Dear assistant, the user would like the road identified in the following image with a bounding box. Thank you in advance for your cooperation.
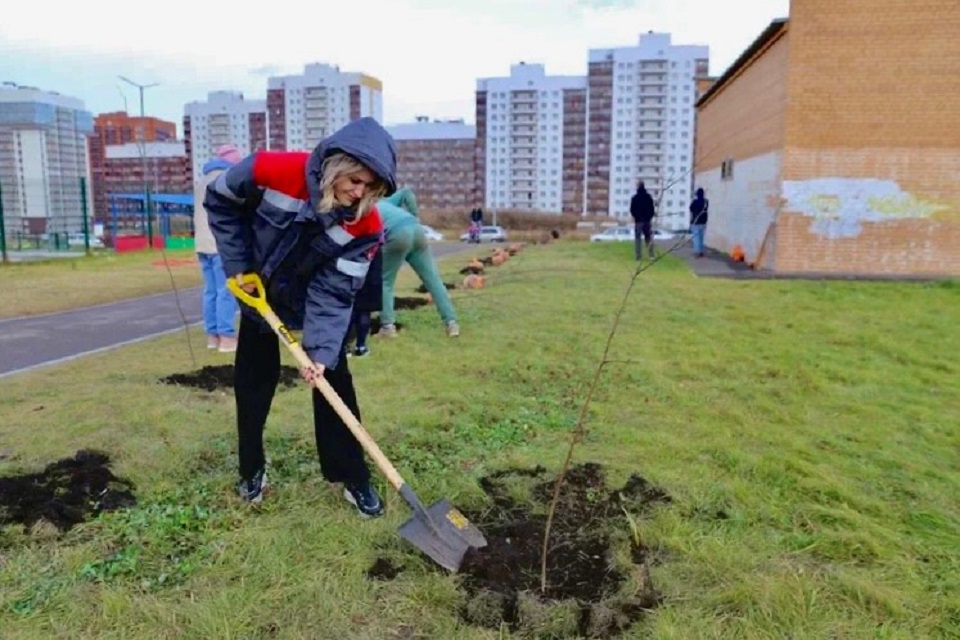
[0,242,472,378]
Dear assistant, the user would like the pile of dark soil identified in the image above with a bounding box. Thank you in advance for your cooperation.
[394,297,430,310]
[160,364,301,392]
[458,463,671,638]
[415,283,456,293]
[0,450,136,533]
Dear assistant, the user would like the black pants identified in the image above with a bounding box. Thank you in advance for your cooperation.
[233,314,371,485]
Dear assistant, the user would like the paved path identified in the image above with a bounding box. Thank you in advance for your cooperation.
[0,242,473,379]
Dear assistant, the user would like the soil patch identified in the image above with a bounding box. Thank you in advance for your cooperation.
[457,463,671,638]
[366,557,404,581]
[0,450,136,533]
[160,364,301,393]
[394,297,430,310]
[415,283,456,293]
[150,258,197,268]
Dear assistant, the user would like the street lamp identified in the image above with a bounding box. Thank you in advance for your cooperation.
[118,76,159,246]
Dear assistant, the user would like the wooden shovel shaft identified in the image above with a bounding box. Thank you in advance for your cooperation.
[258,307,406,492]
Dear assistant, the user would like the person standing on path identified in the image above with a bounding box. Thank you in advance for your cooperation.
[377,188,459,338]
[193,144,242,352]
[629,180,657,261]
[689,187,709,258]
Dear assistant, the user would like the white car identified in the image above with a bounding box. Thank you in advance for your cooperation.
[420,224,444,241]
[460,225,508,243]
[590,226,676,242]
[67,233,105,248]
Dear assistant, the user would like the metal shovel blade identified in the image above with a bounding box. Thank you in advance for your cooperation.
[397,498,488,573]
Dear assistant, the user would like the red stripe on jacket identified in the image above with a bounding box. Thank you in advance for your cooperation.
[252,151,383,238]
[252,152,310,200]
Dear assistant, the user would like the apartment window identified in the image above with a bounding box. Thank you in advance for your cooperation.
[721,158,735,180]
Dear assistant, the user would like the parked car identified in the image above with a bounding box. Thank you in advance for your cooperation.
[589,226,676,242]
[460,225,508,243]
[67,233,105,248]
[420,224,444,241]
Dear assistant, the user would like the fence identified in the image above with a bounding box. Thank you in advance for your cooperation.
[0,176,196,262]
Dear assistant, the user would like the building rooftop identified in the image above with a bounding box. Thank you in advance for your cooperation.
[696,18,789,107]
[387,118,476,141]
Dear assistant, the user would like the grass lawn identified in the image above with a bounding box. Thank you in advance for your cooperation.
[0,242,957,639]
[1,249,203,319]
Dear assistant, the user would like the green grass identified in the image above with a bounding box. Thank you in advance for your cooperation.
[1,249,202,318]
[1,242,958,639]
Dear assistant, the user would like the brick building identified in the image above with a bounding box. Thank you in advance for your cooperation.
[101,141,190,204]
[475,63,587,214]
[387,117,476,212]
[267,63,382,152]
[183,91,266,181]
[89,112,177,220]
[694,1,960,277]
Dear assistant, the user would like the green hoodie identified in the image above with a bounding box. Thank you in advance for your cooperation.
[377,188,421,232]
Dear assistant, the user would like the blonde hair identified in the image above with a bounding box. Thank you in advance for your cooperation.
[316,153,388,219]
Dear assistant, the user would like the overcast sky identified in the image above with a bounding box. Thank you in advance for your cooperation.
[2,0,789,134]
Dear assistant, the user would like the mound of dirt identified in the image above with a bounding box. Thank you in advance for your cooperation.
[160,365,301,393]
[0,450,136,533]
[415,283,456,293]
[456,463,671,639]
[394,297,430,310]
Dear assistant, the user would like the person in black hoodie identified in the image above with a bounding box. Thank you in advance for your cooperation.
[629,181,657,261]
[689,188,709,258]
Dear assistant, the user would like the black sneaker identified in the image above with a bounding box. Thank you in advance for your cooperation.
[353,345,370,358]
[343,481,384,518]
[237,468,268,504]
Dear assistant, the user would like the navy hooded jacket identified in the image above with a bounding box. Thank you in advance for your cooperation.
[204,117,397,368]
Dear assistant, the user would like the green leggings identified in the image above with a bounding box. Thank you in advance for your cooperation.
[381,224,457,326]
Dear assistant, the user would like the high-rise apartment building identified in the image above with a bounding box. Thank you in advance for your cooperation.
[387,117,476,211]
[267,63,383,152]
[89,112,177,219]
[476,63,587,213]
[587,33,709,226]
[0,83,93,235]
[102,141,190,203]
[183,91,266,181]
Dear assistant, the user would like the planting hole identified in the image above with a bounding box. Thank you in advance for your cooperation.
[457,463,671,639]
[160,365,301,393]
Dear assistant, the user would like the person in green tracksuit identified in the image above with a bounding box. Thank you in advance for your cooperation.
[377,188,460,338]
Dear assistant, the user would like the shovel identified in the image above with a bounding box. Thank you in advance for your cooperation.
[226,273,486,572]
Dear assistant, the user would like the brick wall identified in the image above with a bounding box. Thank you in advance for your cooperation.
[267,89,285,151]
[695,30,789,172]
[694,29,790,263]
[394,138,476,211]
[778,0,960,276]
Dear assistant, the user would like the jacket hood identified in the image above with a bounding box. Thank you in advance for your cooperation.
[201,158,233,175]
[695,188,705,198]
[305,117,397,205]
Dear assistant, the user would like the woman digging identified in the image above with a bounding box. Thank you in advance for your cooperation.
[204,117,396,517]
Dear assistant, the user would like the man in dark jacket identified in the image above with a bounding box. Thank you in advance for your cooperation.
[204,117,396,515]
[689,187,709,257]
[629,181,657,261]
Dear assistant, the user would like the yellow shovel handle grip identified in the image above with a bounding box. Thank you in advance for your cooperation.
[226,272,270,317]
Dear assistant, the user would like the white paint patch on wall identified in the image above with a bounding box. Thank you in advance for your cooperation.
[782,178,948,239]
[693,150,782,260]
